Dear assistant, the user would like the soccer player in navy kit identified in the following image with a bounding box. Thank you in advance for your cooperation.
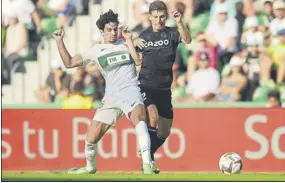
[135,0,192,173]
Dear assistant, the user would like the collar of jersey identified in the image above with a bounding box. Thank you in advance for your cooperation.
[101,39,124,45]
[149,26,167,33]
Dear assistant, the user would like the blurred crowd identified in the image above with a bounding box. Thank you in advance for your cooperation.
[35,59,105,108]
[1,0,94,84]
[2,0,285,108]
[165,0,285,107]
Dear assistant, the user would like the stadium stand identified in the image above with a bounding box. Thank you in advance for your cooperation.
[1,0,285,108]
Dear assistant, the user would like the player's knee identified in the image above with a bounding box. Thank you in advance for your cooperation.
[157,127,171,139]
[130,104,147,125]
[147,105,159,127]
[157,120,172,138]
[86,133,97,144]
[136,113,146,123]
[149,113,158,127]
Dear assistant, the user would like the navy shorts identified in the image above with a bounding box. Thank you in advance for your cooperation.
[139,85,173,119]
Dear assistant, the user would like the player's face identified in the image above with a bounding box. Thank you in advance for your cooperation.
[149,10,167,31]
[102,22,118,43]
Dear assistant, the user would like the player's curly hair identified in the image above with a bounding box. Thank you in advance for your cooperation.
[96,9,119,30]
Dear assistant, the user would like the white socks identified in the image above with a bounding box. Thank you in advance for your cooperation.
[85,140,97,171]
[84,121,151,170]
[135,121,152,164]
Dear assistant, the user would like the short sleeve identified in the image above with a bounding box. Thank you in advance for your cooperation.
[170,28,181,43]
[139,31,146,40]
[137,32,147,52]
[174,49,182,65]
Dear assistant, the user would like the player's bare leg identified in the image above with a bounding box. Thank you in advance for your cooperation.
[129,104,153,174]
[144,105,173,174]
[67,120,111,174]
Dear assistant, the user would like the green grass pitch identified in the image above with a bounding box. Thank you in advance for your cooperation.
[2,172,285,181]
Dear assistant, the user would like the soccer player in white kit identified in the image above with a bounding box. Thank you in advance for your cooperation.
[53,10,153,174]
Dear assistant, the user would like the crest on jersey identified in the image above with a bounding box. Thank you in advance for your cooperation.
[121,55,127,60]
[161,32,167,38]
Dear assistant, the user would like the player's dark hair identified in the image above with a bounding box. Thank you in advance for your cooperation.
[149,0,168,14]
[96,9,119,30]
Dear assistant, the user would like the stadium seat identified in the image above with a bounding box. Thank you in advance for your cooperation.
[11,73,25,104]
[89,3,101,19]
[49,39,61,60]
[75,16,92,53]
[76,16,92,42]
[127,0,137,28]
[102,0,117,16]
[24,62,40,104]
[65,26,77,55]
[89,4,102,34]
[116,0,128,27]
[2,85,13,104]
[37,37,51,85]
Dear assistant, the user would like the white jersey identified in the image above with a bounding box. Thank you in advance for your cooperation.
[82,41,138,95]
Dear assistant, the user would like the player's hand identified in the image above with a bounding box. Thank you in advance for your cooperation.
[171,10,182,23]
[122,26,132,40]
[53,28,65,41]
[133,38,146,49]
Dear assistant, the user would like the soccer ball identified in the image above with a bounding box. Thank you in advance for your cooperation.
[219,152,243,174]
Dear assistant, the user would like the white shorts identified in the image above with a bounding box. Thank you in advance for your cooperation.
[93,86,144,126]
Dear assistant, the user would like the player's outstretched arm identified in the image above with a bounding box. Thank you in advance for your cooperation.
[171,11,192,44]
[53,29,83,68]
[122,26,142,66]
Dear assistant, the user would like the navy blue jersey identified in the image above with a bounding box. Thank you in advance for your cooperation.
[138,26,181,90]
